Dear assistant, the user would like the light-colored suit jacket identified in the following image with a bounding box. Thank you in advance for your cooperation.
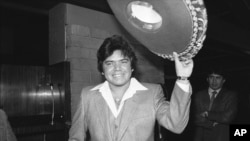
[69,82,192,141]
[0,109,17,141]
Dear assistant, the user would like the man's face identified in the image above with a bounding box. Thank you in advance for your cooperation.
[207,73,225,90]
[102,50,132,88]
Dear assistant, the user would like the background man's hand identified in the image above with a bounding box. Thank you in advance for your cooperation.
[200,111,208,118]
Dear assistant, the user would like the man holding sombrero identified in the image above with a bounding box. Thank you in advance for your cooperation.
[68,0,207,141]
[69,34,193,141]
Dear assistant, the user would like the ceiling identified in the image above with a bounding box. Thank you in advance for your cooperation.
[1,0,250,27]
[2,0,249,28]
[1,0,250,74]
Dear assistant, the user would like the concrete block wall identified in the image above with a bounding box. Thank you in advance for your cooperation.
[49,3,165,117]
[66,24,109,113]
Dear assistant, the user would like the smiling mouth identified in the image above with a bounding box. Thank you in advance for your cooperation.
[113,74,123,77]
[113,73,123,78]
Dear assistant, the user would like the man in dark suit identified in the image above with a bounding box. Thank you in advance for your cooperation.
[193,68,238,141]
[68,35,194,141]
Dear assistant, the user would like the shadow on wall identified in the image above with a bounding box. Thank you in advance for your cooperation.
[131,41,166,82]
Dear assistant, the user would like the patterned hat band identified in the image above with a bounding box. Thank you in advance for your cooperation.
[108,0,208,61]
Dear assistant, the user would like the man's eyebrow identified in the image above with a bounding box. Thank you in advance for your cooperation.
[210,75,222,78]
[103,60,113,64]
[209,75,220,77]
[121,58,129,61]
[104,58,129,62]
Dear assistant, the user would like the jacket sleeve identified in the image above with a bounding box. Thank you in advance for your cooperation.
[0,109,17,141]
[156,82,192,134]
[194,115,214,128]
[193,92,214,128]
[68,90,88,141]
[207,92,238,124]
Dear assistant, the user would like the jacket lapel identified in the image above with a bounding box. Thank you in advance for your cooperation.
[209,89,225,110]
[205,90,210,110]
[117,94,140,141]
[94,95,113,140]
[212,89,224,109]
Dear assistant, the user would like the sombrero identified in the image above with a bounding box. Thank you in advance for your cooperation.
[107,0,207,61]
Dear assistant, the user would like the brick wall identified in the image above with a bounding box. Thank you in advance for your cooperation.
[49,3,165,117]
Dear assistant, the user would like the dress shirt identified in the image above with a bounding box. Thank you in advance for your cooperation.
[91,77,190,118]
[208,88,221,99]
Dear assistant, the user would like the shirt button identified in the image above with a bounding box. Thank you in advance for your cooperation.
[115,123,119,128]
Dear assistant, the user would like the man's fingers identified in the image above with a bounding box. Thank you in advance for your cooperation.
[173,52,179,62]
[183,59,193,66]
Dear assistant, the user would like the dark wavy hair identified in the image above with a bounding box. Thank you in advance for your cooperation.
[97,35,137,73]
[207,66,226,79]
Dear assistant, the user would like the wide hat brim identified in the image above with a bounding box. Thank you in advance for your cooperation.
[107,0,207,61]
